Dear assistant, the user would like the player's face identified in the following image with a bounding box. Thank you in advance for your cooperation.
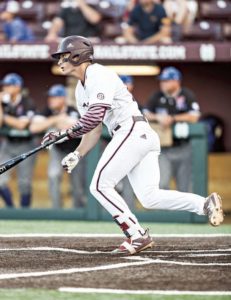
[2,85,21,97]
[139,0,154,8]
[0,11,11,21]
[48,96,65,111]
[57,53,75,75]
[160,80,180,95]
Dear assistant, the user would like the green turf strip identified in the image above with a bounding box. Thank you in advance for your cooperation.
[0,220,230,234]
[0,289,230,300]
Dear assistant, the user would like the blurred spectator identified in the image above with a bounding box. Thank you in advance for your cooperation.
[143,67,200,192]
[119,75,134,92]
[45,0,102,42]
[30,84,86,209]
[0,73,36,207]
[123,0,171,44]
[163,0,197,41]
[0,0,34,42]
[163,0,194,27]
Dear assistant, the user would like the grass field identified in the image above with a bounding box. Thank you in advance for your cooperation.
[0,220,231,234]
[0,289,231,300]
[0,220,230,300]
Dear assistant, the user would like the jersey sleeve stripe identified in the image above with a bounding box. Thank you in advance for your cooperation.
[89,103,111,109]
[68,106,107,138]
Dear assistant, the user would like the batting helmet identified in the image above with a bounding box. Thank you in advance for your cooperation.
[51,35,94,66]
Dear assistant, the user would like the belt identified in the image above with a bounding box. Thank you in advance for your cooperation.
[112,115,147,134]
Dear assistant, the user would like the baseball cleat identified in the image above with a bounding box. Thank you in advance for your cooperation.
[112,229,154,255]
[204,192,224,226]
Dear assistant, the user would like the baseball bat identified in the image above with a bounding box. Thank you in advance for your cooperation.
[0,125,82,175]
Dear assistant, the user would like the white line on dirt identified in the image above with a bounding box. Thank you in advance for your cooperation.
[124,256,231,266]
[146,248,231,253]
[0,247,95,254]
[58,287,231,295]
[179,253,231,257]
[0,247,230,255]
[0,256,230,281]
[0,233,230,238]
[0,259,154,280]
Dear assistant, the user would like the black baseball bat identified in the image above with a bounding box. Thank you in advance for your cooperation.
[0,125,82,175]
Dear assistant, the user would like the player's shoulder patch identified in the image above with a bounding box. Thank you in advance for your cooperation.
[97,93,105,100]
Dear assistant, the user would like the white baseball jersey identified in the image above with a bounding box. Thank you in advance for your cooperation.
[75,63,142,134]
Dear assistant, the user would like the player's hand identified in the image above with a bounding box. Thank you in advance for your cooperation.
[61,151,82,173]
[41,130,69,149]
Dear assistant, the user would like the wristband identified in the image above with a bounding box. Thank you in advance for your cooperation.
[74,150,82,160]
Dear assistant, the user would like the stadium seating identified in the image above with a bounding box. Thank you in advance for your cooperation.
[182,21,223,41]
[200,0,231,21]
[1,0,230,42]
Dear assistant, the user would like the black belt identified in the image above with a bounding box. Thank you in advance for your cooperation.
[113,115,147,134]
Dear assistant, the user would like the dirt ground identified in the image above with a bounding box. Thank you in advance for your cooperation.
[0,236,230,291]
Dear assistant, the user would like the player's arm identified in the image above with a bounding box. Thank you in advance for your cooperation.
[41,104,107,147]
[78,0,102,24]
[144,109,199,124]
[143,110,160,122]
[45,17,64,42]
[173,113,199,123]
[142,21,170,44]
[61,124,103,174]
[59,105,108,173]
[30,114,68,133]
[123,8,140,43]
[123,25,139,43]
[67,105,108,138]
[76,123,102,157]
[2,115,30,130]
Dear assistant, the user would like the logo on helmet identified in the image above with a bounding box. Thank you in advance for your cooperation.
[67,43,74,48]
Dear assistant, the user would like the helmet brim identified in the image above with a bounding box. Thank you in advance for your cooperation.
[51,51,70,60]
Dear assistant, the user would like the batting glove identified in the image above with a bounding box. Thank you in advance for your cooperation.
[61,151,82,173]
[41,130,69,149]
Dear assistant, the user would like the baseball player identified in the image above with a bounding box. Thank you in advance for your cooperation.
[42,36,224,255]
[143,67,200,192]
[0,73,36,207]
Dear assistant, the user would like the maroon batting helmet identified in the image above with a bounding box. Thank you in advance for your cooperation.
[51,35,94,66]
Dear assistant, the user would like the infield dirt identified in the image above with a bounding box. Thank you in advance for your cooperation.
[0,236,230,291]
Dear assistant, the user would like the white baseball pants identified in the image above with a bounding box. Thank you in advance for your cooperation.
[90,119,205,238]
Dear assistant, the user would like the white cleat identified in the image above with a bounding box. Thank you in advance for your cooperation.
[112,229,154,255]
[204,192,224,226]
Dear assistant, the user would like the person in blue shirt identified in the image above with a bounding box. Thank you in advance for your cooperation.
[123,0,171,44]
[0,1,34,42]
